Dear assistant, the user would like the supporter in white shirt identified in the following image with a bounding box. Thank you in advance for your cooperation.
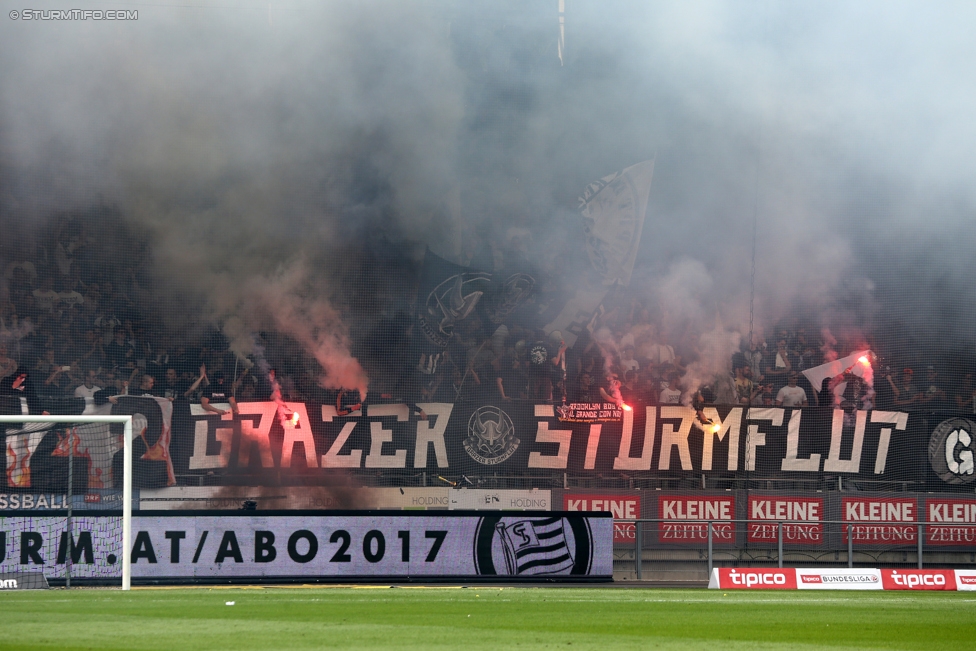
[32,277,60,313]
[74,368,103,399]
[620,345,640,373]
[58,284,85,310]
[775,373,808,407]
[659,373,682,404]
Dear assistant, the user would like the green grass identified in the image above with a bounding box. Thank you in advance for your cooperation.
[1,587,974,650]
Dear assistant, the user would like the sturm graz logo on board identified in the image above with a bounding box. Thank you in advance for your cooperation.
[463,406,519,465]
[929,417,976,485]
[473,515,593,576]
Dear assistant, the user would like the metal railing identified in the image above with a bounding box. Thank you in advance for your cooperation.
[617,519,972,581]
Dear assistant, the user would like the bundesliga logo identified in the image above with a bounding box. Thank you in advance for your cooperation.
[801,574,878,584]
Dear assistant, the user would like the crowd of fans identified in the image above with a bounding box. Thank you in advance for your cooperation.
[1,212,974,415]
[394,304,973,414]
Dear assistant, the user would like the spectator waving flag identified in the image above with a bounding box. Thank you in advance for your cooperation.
[496,516,575,575]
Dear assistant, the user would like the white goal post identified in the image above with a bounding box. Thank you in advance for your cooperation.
[0,415,133,590]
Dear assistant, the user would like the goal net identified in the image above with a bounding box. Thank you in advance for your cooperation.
[0,415,133,590]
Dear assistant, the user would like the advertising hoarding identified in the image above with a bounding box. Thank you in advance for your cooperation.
[563,493,640,543]
[0,511,611,582]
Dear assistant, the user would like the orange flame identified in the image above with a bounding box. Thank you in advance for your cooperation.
[6,441,31,488]
[710,423,721,434]
[621,403,633,412]
[858,355,870,366]
[290,412,300,426]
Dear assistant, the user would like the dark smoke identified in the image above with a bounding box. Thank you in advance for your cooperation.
[1,0,975,386]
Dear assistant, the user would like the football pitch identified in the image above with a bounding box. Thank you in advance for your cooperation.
[1,586,974,650]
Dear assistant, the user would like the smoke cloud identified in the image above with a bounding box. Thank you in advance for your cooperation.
[1,0,974,384]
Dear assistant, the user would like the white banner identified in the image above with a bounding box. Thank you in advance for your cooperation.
[954,570,976,591]
[139,487,453,511]
[795,568,883,590]
[448,489,551,511]
[0,513,610,581]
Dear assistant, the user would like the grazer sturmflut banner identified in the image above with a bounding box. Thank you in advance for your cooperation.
[2,400,975,490]
[174,402,967,489]
[0,511,612,582]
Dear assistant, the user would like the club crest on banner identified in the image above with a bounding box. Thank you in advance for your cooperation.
[464,406,519,465]
[473,515,594,576]
[928,417,976,485]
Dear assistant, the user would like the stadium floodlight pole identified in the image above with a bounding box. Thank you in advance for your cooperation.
[0,415,133,590]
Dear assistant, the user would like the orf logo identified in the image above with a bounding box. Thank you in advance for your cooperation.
[928,418,976,485]
[463,406,519,465]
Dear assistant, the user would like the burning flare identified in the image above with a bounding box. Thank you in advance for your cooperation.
[621,403,633,412]
[858,355,871,366]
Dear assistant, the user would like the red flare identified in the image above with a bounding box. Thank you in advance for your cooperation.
[290,412,300,426]
[858,355,870,366]
[621,403,632,411]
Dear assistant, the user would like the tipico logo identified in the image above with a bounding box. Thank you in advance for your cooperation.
[728,569,788,587]
[890,571,946,588]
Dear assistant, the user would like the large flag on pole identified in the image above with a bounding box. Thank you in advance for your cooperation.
[544,160,654,347]
[580,159,654,287]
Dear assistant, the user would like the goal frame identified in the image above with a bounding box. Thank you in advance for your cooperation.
[0,415,133,590]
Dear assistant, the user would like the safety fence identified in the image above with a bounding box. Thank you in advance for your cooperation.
[613,519,976,583]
